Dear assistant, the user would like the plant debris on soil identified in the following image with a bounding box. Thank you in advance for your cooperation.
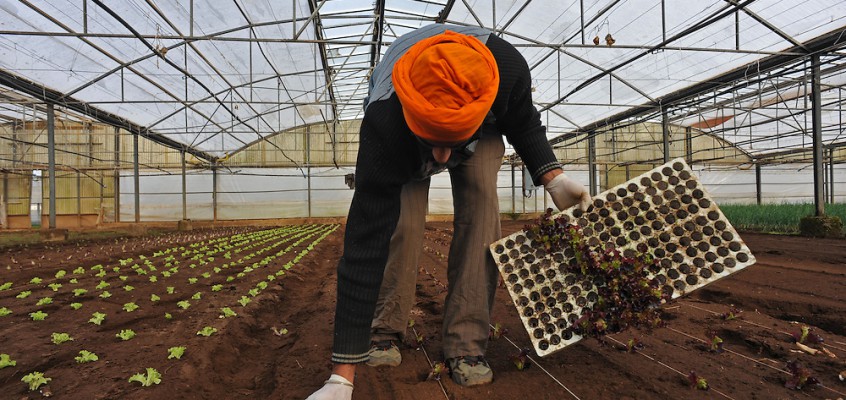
[0,220,845,400]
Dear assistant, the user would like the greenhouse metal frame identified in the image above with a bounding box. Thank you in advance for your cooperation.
[1,0,845,228]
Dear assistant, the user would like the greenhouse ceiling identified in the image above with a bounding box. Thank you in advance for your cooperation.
[1,0,846,163]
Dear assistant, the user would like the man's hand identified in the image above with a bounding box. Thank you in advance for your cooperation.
[305,374,353,400]
[544,173,591,211]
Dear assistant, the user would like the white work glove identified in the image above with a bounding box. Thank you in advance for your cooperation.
[305,374,353,400]
[544,173,592,211]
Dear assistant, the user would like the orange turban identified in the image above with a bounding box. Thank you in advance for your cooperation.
[392,30,499,144]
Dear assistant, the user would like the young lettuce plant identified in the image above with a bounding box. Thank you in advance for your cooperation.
[150,294,161,302]
[95,280,110,290]
[177,300,191,310]
[792,326,824,346]
[219,307,237,318]
[0,282,11,291]
[0,353,16,369]
[123,303,139,312]
[70,303,82,310]
[706,330,724,353]
[21,371,51,391]
[510,348,531,371]
[47,283,62,292]
[29,277,42,284]
[16,290,32,299]
[89,312,106,326]
[128,368,162,387]
[36,297,53,306]
[0,307,10,316]
[167,346,186,360]
[196,326,217,337]
[99,291,112,299]
[426,361,447,381]
[785,360,820,390]
[73,288,88,297]
[489,322,508,340]
[116,329,136,341]
[75,350,98,363]
[29,311,48,321]
[687,371,709,390]
[237,296,251,307]
[51,332,74,345]
[524,209,664,341]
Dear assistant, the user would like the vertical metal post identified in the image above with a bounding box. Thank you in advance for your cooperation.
[133,132,140,223]
[189,0,194,37]
[734,10,740,51]
[47,103,57,229]
[579,0,585,44]
[3,173,8,229]
[77,171,81,227]
[755,163,762,205]
[212,162,218,222]
[307,125,312,218]
[181,150,187,220]
[588,133,597,196]
[811,54,825,216]
[831,150,837,204]
[661,0,666,43]
[662,109,671,163]
[511,164,516,214]
[114,127,120,222]
[685,126,693,163]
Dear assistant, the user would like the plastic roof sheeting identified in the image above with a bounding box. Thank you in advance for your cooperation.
[1,0,846,161]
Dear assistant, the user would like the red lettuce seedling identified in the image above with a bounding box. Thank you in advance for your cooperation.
[426,362,446,381]
[405,331,427,350]
[784,360,820,390]
[706,329,724,353]
[687,371,709,390]
[625,338,643,353]
[489,322,508,340]
[525,209,664,341]
[718,306,741,321]
[510,348,531,371]
[792,326,824,345]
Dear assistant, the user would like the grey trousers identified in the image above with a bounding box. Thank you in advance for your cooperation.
[371,133,505,359]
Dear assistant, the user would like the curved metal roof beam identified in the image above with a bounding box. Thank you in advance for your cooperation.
[15,0,229,159]
[89,2,259,143]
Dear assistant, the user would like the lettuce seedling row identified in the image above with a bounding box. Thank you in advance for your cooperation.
[0,224,339,394]
[490,159,757,356]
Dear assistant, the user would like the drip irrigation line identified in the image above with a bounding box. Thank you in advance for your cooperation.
[681,302,846,354]
[494,328,582,400]
[410,326,449,400]
[604,335,737,400]
[664,325,846,397]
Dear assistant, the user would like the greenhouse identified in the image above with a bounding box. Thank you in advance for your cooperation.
[0,1,844,399]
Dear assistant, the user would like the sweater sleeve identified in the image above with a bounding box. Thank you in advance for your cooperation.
[487,34,562,185]
[331,100,412,363]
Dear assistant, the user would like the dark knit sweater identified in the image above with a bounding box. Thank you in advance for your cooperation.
[331,32,561,363]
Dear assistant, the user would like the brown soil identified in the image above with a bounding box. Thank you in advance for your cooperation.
[1,221,845,400]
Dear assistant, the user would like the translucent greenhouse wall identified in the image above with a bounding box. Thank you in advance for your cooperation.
[116,163,846,222]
